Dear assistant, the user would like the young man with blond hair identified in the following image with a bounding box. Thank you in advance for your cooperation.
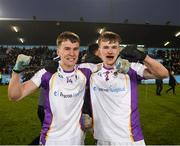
[8,31,93,145]
[89,31,168,145]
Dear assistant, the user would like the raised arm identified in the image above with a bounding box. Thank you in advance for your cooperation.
[8,73,38,101]
[143,55,168,79]
[8,54,38,101]
[120,45,169,79]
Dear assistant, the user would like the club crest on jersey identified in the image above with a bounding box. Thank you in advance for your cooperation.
[58,68,63,78]
[58,74,63,78]
[97,72,102,77]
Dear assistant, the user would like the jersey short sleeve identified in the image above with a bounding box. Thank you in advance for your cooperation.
[31,69,46,87]
[130,62,146,77]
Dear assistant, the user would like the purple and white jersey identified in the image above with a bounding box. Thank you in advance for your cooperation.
[31,64,92,145]
[90,63,146,143]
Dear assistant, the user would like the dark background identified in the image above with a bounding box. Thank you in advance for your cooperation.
[0,0,180,47]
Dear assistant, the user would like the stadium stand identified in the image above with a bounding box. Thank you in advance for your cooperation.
[1,46,179,76]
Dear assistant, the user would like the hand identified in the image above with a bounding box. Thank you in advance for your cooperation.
[81,114,92,130]
[115,57,130,74]
[13,54,32,73]
[120,45,147,62]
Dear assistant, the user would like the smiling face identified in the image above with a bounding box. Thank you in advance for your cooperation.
[99,40,120,68]
[57,39,80,71]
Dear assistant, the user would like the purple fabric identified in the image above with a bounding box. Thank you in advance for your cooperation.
[63,69,74,73]
[103,65,113,70]
[78,67,92,126]
[78,67,92,86]
[39,72,53,145]
[79,113,84,130]
[38,67,92,144]
[128,68,144,141]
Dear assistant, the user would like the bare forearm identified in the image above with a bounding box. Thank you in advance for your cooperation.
[143,55,169,79]
[8,72,23,101]
[8,54,37,101]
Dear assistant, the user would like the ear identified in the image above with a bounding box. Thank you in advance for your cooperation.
[117,46,121,54]
[56,47,60,55]
[97,49,102,58]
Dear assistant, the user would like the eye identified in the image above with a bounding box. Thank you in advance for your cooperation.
[73,47,79,51]
[112,46,118,49]
[64,47,71,50]
[103,46,109,49]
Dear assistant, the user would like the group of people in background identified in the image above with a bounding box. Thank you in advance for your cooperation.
[7,31,171,145]
[156,70,177,96]
[151,48,180,74]
[166,71,177,95]
[1,40,180,77]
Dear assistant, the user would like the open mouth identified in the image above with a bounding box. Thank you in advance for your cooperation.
[106,56,114,60]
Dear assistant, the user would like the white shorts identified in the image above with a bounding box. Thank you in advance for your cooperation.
[97,139,145,146]
[45,133,85,145]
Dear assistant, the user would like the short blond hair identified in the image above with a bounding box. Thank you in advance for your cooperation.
[98,31,122,45]
[56,31,80,46]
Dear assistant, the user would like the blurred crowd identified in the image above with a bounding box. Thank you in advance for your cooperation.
[0,46,180,83]
[153,49,180,74]
[0,46,55,81]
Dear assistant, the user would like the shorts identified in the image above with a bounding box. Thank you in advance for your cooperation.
[44,133,85,145]
[97,139,145,146]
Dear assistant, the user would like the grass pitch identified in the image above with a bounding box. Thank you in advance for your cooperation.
[0,84,179,145]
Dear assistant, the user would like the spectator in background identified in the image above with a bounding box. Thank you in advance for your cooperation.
[83,43,102,63]
[166,71,177,95]
[155,79,163,96]
[0,71,2,84]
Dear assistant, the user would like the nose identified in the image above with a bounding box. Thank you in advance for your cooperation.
[69,50,75,56]
[107,48,113,54]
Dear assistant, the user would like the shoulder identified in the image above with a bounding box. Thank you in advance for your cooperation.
[78,63,102,73]
[130,62,146,77]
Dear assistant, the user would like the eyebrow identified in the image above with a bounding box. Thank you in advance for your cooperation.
[112,45,118,48]
[63,47,79,50]
[64,47,71,49]
[103,46,109,49]
[73,47,79,50]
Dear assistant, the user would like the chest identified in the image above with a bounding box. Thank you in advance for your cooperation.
[49,72,86,100]
[91,71,131,97]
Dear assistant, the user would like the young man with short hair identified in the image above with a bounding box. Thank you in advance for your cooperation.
[8,31,91,145]
[89,31,168,145]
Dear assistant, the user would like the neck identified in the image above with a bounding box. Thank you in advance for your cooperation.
[103,63,114,70]
[59,63,75,72]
